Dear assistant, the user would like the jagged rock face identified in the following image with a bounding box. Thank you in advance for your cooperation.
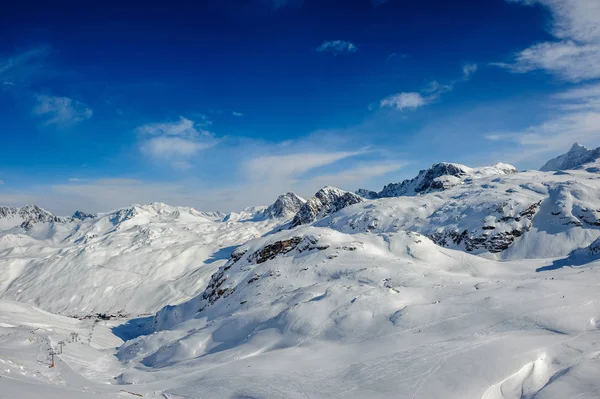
[248,237,303,264]
[0,205,71,230]
[263,193,306,219]
[357,162,517,199]
[386,163,466,197]
[541,143,600,172]
[429,201,542,253]
[72,210,95,221]
[290,187,363,228]
[193,234,336,314]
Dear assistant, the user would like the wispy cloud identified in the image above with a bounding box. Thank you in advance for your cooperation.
[496,0,600,82]
[462,63,478,80]
[380,78,454,111]
[33,95,93,127]
[0,46,50,86]
[232,111,244,117]
[386,52,409,63]
[317,40,358,55]
[379,61,481,112]
[309,162,406,186]
[137,117,217,164]
[380,92,429,111]
[245,151,362,182]
[485,82,600,164]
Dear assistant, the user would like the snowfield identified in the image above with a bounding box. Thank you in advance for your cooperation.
[0,202,288,316]
[2,144,600,398]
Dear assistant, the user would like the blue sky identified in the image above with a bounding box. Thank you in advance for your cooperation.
[1,0,600,214]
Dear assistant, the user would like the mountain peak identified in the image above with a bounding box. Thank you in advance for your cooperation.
[290,187,363,228]
[541,143,600,172]
[263,192,306,219]
[357,161,516,199]
[570,142,587,152]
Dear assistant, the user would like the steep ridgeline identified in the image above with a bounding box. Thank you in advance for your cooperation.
[357,162,517,199]
[290,186,363,228]
[0,205,93,231]
[326,156,600,257]
[540,143,600,172]
[261,192,306,219]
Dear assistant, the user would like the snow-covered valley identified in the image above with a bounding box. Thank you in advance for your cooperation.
[2,144,600,398]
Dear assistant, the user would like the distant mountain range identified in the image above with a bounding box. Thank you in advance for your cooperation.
[2,143,600,318]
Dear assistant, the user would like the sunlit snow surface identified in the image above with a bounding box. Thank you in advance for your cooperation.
[2,231,600,398]
[2,167,600,397]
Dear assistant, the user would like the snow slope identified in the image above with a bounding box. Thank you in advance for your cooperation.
[0,202,286,316]
[357,162,517,199]
[3,144,600,398]
[325,168,600,258]
[117,225,600,398]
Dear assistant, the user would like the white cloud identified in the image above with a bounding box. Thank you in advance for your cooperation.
[137,117,217,163]
[494,41,600,82]
[485,83,600,164]
[246,151,362,182]
[232,111,244,117]
[498,0,600,82]
[423,80,453,95]
[309,162,406,186]
[386,53,409,63]
[317,40,358,55]
[96,178,142,185]
[0,193,39,207]
[141,137,214,158]
[379,73,463,112]
[0,46,50,86]
[462,63,478,80]
[33,95,93,126]
[380,92,429,111]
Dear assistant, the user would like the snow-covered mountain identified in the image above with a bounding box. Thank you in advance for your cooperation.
[0,205,73,231]
[540,143,600,171]
[5,143,600,398]
[261,192,306,219]
[357,162,517,199]
[126,222,600,398]
[290,186,363,227]
[0,201,286,316]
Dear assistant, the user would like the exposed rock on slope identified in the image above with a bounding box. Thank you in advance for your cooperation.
[357,162,516,199]
[324,167,600,257]
[290,186,363,228]
[541,143,600,171]
[0,205,73,231]
[0,202,282,316]
[262,192,306,219]
[72,210,96,220]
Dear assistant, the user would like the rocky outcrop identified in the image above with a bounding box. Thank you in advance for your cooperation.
[72,210,95,221]
[248,237,303,264]
[290,187,363,228]
[357,162,517,199]
[541,143,600,172]
[0,205,73,230]
[262,192,306,219]
[429,201,542,253]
